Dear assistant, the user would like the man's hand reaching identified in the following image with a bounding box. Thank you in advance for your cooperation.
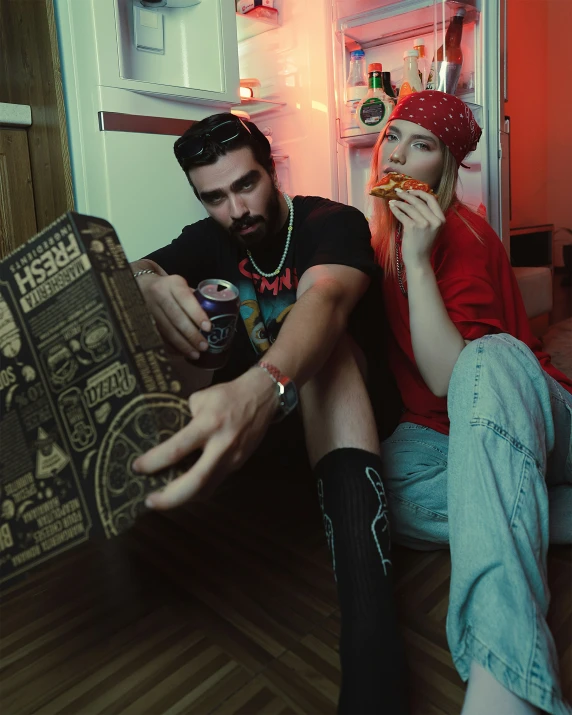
[133,367,279,508]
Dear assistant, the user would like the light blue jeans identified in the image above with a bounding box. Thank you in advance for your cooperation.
[381,334,572,715]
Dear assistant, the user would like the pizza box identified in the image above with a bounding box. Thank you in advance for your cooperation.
[0,212,193,588]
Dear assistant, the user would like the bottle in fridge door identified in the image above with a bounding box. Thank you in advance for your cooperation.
[427,7,465,94]
[413,37,429,89]
[398,50,422,103]
[344,49,368,136]
[356,63,394,135]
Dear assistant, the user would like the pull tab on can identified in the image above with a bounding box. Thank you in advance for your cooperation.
[193,279,240,370]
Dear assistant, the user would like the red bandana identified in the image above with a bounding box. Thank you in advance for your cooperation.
[389,91,482,167]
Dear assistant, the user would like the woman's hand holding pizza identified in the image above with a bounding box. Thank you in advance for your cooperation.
[388,189,446,267]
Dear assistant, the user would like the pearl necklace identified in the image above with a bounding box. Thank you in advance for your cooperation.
[395,224,408,297]
[247,193,293,278]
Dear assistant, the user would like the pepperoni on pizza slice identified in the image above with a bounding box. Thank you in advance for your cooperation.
[370,172,433,201]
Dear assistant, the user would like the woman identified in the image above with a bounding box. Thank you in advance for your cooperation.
[368,90,572,715]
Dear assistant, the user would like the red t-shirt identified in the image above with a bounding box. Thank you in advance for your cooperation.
[383,204,572,435]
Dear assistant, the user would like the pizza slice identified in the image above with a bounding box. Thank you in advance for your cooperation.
[370,172,434,201]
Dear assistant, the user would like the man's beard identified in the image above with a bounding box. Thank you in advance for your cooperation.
[229,188,282,248]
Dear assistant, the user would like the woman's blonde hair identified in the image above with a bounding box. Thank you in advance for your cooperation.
[367,125,480,277]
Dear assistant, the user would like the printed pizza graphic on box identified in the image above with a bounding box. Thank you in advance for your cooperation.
[94,393,189,538]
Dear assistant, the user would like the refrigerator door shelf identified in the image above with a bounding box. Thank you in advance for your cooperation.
[236,7,280,42]
[233,97,287,116]
[337,0,480,50]
[457,91,476,105]
[339,132,379,148]
[338,99,482,148]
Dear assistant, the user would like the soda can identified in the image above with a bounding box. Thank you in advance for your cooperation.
[193,279,240,370]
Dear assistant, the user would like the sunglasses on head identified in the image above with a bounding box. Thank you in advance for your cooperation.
[176,117,252,161]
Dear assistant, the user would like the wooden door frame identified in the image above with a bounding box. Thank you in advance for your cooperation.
[0,0,74,235]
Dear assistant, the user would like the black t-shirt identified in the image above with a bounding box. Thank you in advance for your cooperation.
[146,195,398,436]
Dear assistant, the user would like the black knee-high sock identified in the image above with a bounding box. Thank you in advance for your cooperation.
[315,448,408,715]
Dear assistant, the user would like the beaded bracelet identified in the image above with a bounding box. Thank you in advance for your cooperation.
[133,269,157,279]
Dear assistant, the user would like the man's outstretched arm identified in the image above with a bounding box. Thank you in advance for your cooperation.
[133,263,370,508]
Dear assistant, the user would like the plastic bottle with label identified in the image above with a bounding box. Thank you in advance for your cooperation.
[344,49,368,135]
[413,37,429,89]
[356,63,394,135]
[398,50,422,103]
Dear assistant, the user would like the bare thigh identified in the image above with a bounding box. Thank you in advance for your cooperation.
[299,334,380,467]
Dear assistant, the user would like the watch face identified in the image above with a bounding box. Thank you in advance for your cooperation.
[280,379,298,416]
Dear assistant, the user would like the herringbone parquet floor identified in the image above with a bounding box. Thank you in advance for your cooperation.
[1,466,570,715]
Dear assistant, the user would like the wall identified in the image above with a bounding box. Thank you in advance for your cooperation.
[506,0,572,265]
[505,0,548,229]
[547,0,572,265]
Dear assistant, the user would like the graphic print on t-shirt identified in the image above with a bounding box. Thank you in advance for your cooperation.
[237,257,298,357]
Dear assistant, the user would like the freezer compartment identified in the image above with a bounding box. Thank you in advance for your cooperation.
[116,0,224,92]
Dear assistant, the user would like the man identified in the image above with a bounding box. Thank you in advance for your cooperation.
[131,113,407,714]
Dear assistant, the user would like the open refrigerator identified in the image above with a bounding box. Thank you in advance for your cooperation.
[56,0,509,260]
[238,0,509,252]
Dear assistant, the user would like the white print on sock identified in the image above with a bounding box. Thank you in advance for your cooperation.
[365,467,392,576]
[317,478,337,580]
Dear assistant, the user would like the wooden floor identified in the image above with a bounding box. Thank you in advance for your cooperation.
[1,463,570,715]
[1,278,571,715]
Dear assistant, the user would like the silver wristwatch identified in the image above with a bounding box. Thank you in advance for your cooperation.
[257,361,298,421]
